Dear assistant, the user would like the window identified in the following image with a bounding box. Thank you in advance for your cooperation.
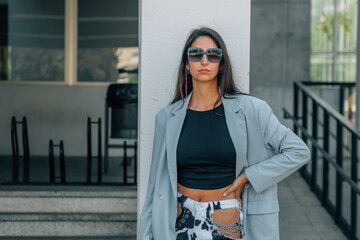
[0,0,138,84]
[311,0,357,122]
[0,0,65,81]
[77,0,138,82]
[311,0,358,82]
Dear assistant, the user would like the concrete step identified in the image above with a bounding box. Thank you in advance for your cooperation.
[0,212,137,237]
[0,186,137,213]
[0,236,136,239]
[0,186,137,238]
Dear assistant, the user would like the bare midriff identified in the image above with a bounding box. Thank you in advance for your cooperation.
[177,183,236,202]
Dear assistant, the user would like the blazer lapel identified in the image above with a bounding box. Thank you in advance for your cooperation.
[222,95,248,176]
[165,92,248,200]
[165,93,189,200]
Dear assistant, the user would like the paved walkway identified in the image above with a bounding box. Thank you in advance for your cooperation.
[279,171,347,239]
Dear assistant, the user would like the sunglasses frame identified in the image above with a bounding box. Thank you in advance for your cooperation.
[186,47,223,63]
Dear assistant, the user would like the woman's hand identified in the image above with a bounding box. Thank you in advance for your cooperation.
[222,173,248,205]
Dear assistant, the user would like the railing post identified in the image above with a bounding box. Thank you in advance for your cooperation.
[322,110,329,205]
[294,83,299,134]
[97,118,102,183]
[22,117,30,183]
[11,117,19,183]
[339,85,344,115]
[49,140,55,184]
[302,90,308,142]
[134,141,137,185]
[60,140,66,183]
[335,119,343,223]
[104,101,109,174]
[300,89,308,176]
[123,140,127,184]
[87,117,92,184]
[311,100,318,190]
[350,133,358,239]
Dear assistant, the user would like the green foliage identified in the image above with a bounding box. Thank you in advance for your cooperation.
[311,1,357,82]
[314,10,352,42]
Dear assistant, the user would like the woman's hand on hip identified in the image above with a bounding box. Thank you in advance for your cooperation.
[222,173,248,205]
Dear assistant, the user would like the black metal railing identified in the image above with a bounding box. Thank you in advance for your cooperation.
[300,81,355,114]
[10,116,30,183]
[87,117,102,184]
[48,140,65,183]
[284,81,359,240]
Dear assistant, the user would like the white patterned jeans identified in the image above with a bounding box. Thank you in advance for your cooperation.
[176,192,246,240]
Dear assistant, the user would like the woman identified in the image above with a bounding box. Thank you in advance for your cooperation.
[139,27,311,240]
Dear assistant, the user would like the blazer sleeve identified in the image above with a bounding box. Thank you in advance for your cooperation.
[244,100,311,194]
[138,112,165,240]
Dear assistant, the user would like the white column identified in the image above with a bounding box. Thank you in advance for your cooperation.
[137,0,251,235]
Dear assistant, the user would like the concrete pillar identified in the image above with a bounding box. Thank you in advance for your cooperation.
[250,0,311,125]
[137,0,251,236]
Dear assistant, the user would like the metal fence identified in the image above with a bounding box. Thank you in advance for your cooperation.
[284,81,359,240]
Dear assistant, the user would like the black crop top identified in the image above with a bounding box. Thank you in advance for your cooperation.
[176,103,236,190]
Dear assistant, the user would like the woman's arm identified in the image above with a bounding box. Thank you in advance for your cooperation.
[243,100,311,194]
[138,112,166,240]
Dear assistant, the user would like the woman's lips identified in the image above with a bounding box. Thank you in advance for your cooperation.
[199,69,210,73]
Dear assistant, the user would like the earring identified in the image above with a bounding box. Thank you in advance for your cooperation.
[185,68,190,109]
[218,70,222,97]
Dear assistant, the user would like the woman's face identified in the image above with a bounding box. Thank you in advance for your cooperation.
[186,36,220,84]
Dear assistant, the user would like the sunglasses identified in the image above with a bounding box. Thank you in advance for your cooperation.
[187,47,223,63]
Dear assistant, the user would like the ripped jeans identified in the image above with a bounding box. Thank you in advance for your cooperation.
[175,192,246,240]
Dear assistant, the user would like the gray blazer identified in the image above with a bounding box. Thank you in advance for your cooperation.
[138,91,311,240]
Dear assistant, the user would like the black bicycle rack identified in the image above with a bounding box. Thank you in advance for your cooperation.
[87,117,102,184]
[8,114,135,185]
[122,140,137,185]
[11,116,30,183]
[48,140,66,183]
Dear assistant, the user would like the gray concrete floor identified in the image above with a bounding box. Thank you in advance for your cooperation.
[279,171,347,240]
[0,155,352,239]
[0,156,136,184]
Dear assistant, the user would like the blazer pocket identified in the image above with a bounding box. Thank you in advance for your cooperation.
[247,200,279,214]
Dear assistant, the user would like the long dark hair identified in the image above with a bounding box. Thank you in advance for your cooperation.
[170,27,244,108]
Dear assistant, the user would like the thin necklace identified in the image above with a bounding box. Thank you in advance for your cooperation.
[188,97,222,111]
[186,87,222,110]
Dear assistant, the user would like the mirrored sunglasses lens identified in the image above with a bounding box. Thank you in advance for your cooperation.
[188,49,203,61]
[207,49,222,62]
